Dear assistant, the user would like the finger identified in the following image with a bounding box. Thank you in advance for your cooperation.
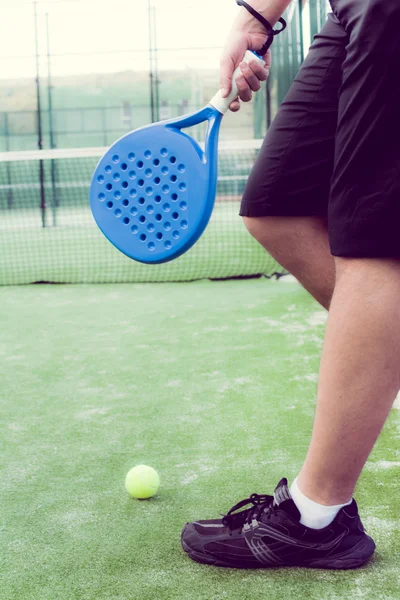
[247,59,270,82]
[262,49,272,70]
[220,56,235,98]
[235,74,252,103]
[229,99,241,112]
[239,61,262,92]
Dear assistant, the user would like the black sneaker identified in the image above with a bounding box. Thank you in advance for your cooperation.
[181,478,375,569]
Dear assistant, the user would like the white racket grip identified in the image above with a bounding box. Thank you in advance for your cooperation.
[209,50,266,115]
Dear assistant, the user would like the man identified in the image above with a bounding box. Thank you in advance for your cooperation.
[181,0,400,569]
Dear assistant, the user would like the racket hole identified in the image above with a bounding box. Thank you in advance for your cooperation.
[131,225,138,233]
[129,189,137,197]
[179,182,186,191]
[107,201,113,208]
[97,175,105,183]
[98,193,105,201]
[129,170,136,179]
[112,154,120,163]
[178,164,185,173]
[122,199,129,207]
[162,185,169,194]
[155,195,161,203]
[114,208,122,217]
[105,165,112,173]
[114,191,121,200]
[153,158,160,166]
[146,205,154,214]
[154,177,161,185]
[106,183,112,191]
[155,214,162,222]
[164,221,171,231]
[130,207,138,215]
[140,234,147,242]
[122,181,128,189]
[171,193,178,201]
[169,156,177,164]
[146,187,153,196]
[138,197,145,205]
[121,163,128,171]
[139,215,146,223]
[181,220,188,229]
[163,203,170,212]
[128,152,136,161]
[172,230,180,239]
[144,150,152,159]
[170,175,177,183]
[147,223,155,232]
[179,201,187,210]
[138,179,144,187]
[160,147,168,157]
[137,160,144,169]
[148,242,156,251]
[145,168,152,177]
[123,217,130,225]
[113,173,120,181]
[161,166,168,175]
[172,212,179,220]
[164,240,172,249]
[156,232,163,240]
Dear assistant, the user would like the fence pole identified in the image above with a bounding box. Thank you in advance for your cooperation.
[298,0,305,64]
[309,0,319,37]
[4,113,13,209]
[46,12,58,226]
[34,0,46,228]
[152,5,160,122]
[148,0,156,123]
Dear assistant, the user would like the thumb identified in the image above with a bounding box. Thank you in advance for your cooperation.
[220,56,235,98]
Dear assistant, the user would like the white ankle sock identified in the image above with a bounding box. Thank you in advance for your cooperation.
[290,477,352,529]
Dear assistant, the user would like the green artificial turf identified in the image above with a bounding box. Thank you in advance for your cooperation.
[0,279,399,600]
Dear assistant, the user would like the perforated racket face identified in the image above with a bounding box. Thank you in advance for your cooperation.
[90,124,217,264]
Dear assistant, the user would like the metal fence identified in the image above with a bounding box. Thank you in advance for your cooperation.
[0,0,330,152]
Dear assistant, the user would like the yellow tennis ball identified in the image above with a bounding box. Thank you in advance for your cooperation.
[125,465,160,499]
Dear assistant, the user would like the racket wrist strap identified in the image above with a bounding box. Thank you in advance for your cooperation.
[236,0,286,54]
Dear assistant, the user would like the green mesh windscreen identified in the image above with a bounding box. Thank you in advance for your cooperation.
[0,141,284,284]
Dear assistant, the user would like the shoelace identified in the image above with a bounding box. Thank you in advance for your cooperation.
[221,493,274,533]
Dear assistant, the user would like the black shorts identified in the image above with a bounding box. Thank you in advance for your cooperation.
[240,0,400,258]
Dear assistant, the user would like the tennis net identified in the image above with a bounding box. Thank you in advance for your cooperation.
[0,141,284,285]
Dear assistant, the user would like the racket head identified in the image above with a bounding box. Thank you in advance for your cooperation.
[90,110,221,264]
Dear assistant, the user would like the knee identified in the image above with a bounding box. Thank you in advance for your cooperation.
[242,216,304,274]
[242,215,327,255]
[242,216,276,245]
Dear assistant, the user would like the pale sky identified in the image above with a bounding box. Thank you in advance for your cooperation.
[0,0,241,80]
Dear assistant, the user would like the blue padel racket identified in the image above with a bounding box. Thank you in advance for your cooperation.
[90,51,265,264]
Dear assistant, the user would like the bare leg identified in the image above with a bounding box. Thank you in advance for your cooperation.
[243,216,335,309]
[298,258,400,504]
[245,217,399,503]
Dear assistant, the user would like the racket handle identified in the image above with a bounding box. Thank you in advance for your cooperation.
[209,50,266,115]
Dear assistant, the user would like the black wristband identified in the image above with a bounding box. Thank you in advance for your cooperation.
[236,0,287,54]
